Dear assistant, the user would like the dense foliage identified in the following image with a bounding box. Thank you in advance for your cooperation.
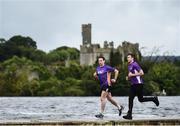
[0,35,180,96]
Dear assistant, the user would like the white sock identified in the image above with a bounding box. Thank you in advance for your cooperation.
[117,105,121,110]
[100,112,104,115]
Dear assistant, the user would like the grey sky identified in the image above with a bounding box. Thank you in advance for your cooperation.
[0,0,180,56]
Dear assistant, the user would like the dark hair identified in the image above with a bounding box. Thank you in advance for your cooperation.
[127,53,135,58]
[98,56,105,61]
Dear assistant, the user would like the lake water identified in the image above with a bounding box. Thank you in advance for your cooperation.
[0,96,180,122]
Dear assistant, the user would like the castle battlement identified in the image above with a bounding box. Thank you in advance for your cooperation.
[80,24,141,66]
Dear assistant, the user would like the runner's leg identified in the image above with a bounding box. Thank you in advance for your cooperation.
[107,92,121,109]
[100,90,108,114]
[137,85,154,102]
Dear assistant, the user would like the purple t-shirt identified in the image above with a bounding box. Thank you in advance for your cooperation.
[128,61,143,84]
[96,65,115,88]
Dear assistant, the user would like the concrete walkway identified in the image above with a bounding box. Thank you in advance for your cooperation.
[0,118,180,125]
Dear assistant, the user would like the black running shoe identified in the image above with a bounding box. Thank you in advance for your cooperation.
[95,113,104,119]
[118,105,124,116]
[154,96,159,106]
[123,111,132,120]
[123,114,132,120]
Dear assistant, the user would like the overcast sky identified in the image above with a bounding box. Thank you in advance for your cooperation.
[0,0,180,56]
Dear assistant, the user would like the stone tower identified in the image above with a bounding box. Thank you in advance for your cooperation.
[80,24,141,66]
[82,24,91,45]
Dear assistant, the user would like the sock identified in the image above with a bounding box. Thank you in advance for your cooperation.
[100,111,103,115]
[117,105,121,110]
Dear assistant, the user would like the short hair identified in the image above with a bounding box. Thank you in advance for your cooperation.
[98,56,105,61]
[127,53,135,58]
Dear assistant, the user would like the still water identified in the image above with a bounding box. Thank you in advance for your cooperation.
[0,96,180,122]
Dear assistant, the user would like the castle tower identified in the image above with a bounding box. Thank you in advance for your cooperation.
[80,24,141,66]
[82,24,91,45]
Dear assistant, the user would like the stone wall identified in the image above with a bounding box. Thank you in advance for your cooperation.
[80,24,141,66]
[80,43,111,66]
[80,41,141,66]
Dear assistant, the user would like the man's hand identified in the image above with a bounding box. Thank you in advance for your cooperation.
[111,79,116,83]
[126,76,129,80]
[106,85,112,92]
[93,72,99,81]
[94,75,99,81]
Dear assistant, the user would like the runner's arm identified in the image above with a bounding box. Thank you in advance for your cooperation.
[128,69,144,77]
[93,72,98,80]
[111,69,119,83]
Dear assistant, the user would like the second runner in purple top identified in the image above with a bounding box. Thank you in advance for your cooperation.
[128,61,143,84]
[96,65,115,88]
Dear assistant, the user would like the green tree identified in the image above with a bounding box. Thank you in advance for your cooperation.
[47,50,68,62]
[110,49,122,67]
[37,77,63,96]
[0,35,38,61]
[63,78,84,96]
[147,62,180,95]
[7,35,37,49]
[67,48,80,60]
[0,56,52,96]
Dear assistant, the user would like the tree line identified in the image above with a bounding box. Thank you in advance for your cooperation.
[0,35,180,96]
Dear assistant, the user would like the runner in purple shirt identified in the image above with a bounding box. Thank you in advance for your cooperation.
[94,56,124,119]
[96,65,115,89]
[123,53,159,120]
[128,61,144,84]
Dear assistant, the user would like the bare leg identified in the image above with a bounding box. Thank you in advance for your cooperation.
[100,90,108,113]
[107,92,120,109]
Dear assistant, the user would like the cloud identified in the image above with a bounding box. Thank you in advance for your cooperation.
[0,0,180,55]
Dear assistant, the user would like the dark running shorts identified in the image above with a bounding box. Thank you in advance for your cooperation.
[100,85,111,93]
